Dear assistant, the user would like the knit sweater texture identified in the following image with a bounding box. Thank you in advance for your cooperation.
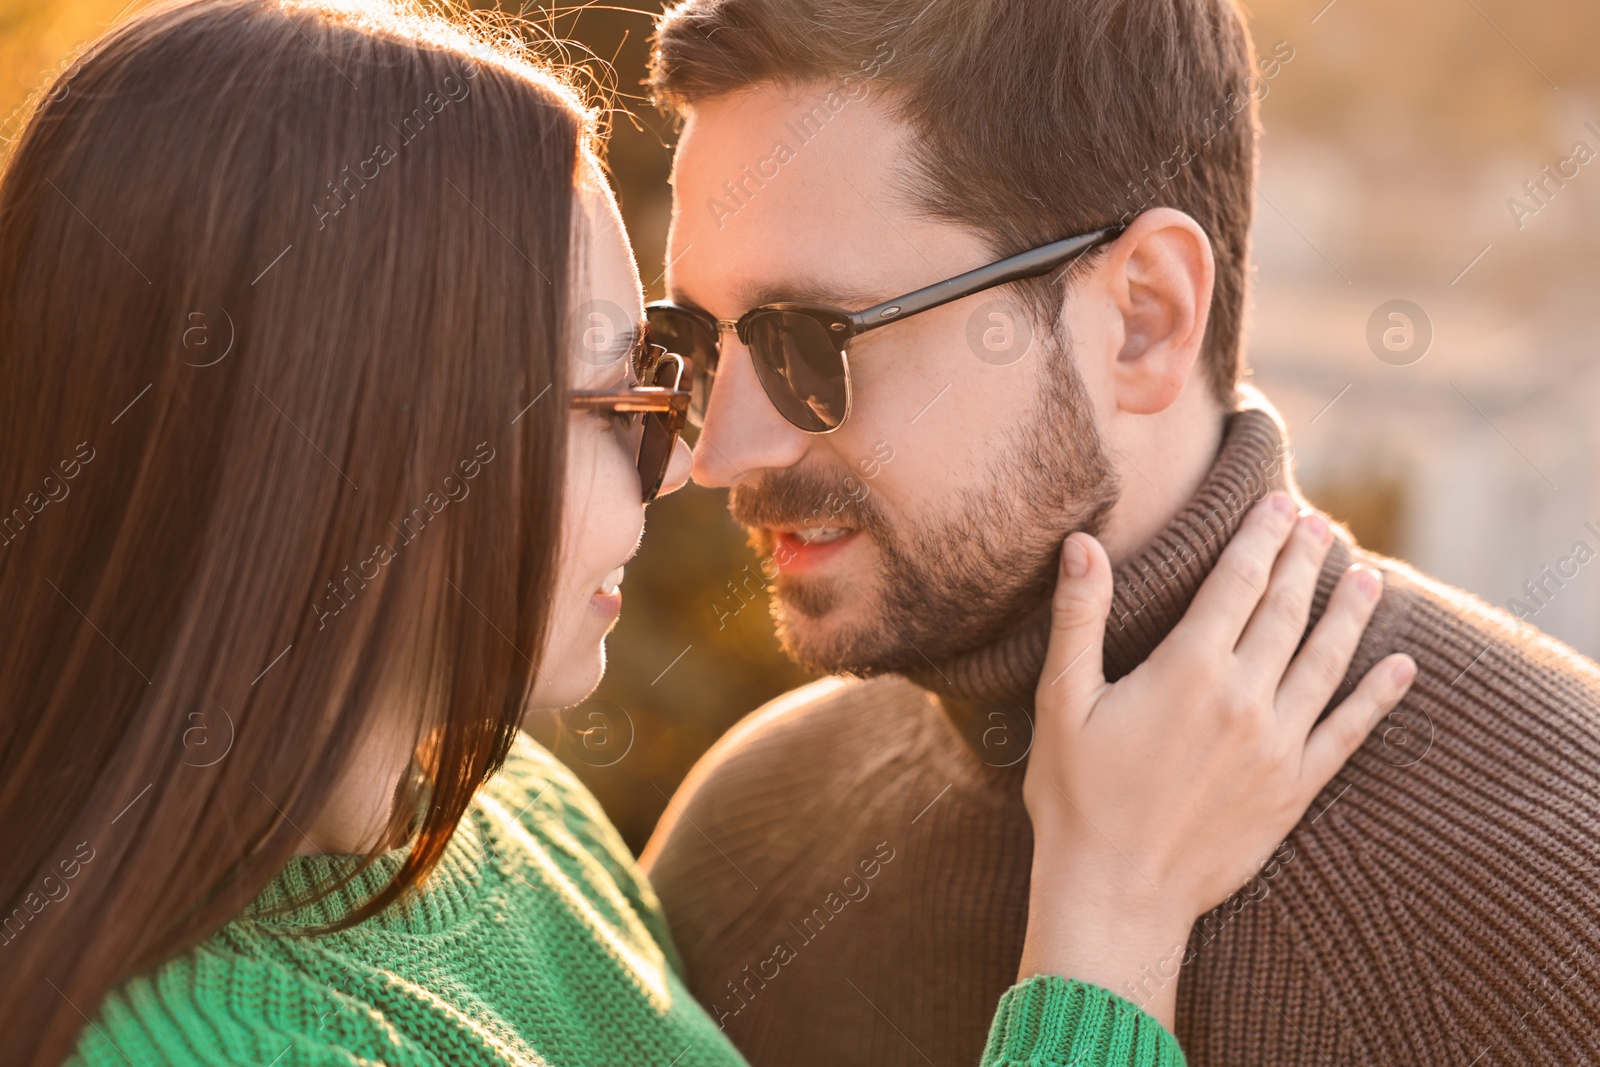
[69,732,1184,1066]
[642,397,1600,1066]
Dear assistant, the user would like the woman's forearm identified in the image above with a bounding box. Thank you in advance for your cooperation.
[1015,851,1195,1031]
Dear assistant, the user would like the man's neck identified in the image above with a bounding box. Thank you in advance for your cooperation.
[1097,383,1228,569]
[905,389,1310,759]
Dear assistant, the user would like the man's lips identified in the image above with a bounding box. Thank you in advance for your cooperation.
[768,526,861,574]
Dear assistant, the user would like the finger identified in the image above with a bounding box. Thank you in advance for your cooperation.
[1036,532,1112,725]
[1300,653,1418,789]
[1276,564,1384,727]
[1235,511,1336,672]
[1179,491,1298,651]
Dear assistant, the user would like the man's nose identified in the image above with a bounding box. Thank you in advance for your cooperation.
[690,339,812,488]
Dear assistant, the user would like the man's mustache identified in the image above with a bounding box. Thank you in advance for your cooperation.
[727,467,885,535]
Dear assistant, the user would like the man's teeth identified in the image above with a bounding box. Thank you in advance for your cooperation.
[790,526,851,546]
[598,566,624,595]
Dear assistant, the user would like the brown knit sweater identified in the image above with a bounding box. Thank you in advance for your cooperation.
[642,401,1600,1066]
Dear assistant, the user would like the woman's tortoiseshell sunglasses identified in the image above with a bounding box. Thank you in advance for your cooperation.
[643,224,1124,434]
[569,347,690,502]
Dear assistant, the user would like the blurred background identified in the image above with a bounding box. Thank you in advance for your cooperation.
[5,0,1598,852]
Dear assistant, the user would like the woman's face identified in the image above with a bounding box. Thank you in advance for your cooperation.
[526,159,691,712]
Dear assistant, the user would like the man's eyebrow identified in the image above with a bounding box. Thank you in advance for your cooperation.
[736,278,888,312]
[666,278,888,319]
[663,288,710,315]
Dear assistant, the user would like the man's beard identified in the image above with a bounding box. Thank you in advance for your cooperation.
[728,332,1121,675]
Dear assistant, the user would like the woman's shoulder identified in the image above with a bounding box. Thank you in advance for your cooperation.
[481,729,686,971]
[71,732,675,1067]
[483,727,652,888]
[485,728,623,848]
[70,735,613,1067]
[491,727,592,802]
[69,934,439,1067]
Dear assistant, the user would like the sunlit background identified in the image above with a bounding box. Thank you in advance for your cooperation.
[6,0,1598,851]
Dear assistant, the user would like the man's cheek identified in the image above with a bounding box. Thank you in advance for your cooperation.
[856,438,896,478]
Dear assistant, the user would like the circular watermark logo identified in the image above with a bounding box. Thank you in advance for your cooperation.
[978,706,1035,768]
[557,699,635,768]
[180,306,235,368]
[965,299,1035,367]
[1376,704,1433,768]
[1366,299,1431,367]
[180,704,235,768]
[572,299,635,368]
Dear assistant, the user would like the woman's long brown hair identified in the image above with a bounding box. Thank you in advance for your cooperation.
[0,3,592,1063]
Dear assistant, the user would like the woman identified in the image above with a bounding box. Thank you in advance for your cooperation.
[0,3,1415,1065]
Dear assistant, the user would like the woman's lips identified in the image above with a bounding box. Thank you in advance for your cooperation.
[591,565,624,619]
[771,526,859,574]
[590,589,622,620]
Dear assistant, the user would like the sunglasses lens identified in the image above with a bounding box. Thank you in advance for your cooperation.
[743,311,848,433]
[637,411,673,502]
[636,358,686,503]
[646,306,719,427]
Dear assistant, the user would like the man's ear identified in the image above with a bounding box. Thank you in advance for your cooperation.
[1098,208,1215,416]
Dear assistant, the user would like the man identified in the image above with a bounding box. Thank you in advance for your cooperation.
[637,0,1600,1063]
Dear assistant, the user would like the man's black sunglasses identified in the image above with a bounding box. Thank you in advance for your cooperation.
[645,224,1124,434]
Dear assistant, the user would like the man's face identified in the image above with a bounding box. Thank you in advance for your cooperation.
[667,83,1121,674]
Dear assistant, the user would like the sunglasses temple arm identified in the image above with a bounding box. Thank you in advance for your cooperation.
[847,226,1124,334]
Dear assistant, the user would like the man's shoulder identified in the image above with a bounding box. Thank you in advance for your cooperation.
[643,672,981,986]
[1185,551,1600,1059]
[644,674,939,846]
[684,673,938,774]
[1375,550,1600,699]
[639,674,950,902]
[1351,550,1600,835]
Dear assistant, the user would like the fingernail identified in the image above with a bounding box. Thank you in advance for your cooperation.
[1302,513,1330,543]
[1063,536,1090,579]
[1391,655,1417,686]
[1269,492,1294,517]
[1354,565,1382,600]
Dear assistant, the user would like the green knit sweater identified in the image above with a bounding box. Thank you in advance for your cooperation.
[70,732,1182,1066]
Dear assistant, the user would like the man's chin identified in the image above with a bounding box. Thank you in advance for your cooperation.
[769,580,925,676]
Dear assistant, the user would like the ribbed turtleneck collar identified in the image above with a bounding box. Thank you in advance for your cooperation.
[906,396,1348,726]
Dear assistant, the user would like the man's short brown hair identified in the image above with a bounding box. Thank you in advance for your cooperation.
[651,0,1266,403]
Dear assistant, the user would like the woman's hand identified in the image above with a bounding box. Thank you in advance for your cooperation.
[1017,491,1417,1030]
